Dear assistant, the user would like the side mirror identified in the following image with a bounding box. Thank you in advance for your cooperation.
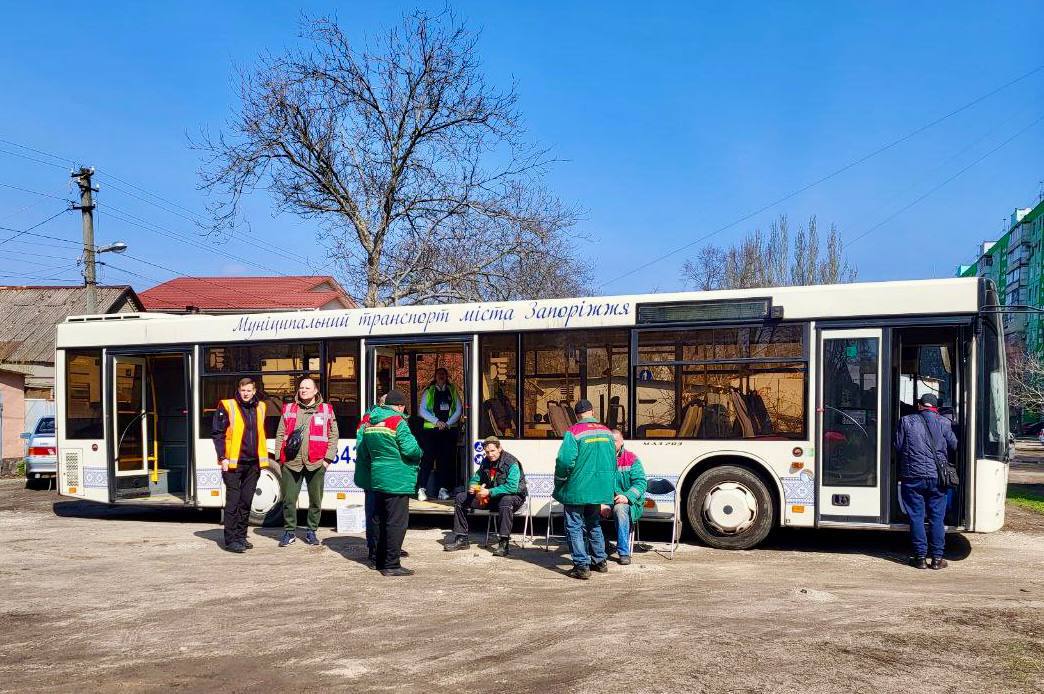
[19,432,31,440]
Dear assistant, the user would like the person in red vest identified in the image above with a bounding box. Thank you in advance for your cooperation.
[211,377,269,553]
[275,377,340,547]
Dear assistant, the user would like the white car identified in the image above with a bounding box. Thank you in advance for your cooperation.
[23,416,57,488]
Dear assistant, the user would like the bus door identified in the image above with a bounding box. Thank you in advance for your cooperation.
[817,328,885,524]
[111,355,153,499]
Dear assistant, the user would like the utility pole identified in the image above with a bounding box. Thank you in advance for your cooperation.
[72,167,98,314]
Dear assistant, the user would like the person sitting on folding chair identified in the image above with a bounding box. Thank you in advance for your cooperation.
[607,429,647,566]
[444,436,528,557]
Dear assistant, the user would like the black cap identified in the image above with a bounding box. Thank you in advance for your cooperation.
[574,399,594,416]
[918,393,939,408]
[384,390,407,407]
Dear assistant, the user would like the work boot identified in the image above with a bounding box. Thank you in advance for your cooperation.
[618,555,631,566]
[930,557,949,570]
[492,538,510,557]
[380,567,416,577]
[592,560,609,574]
[444,535,471,551]
[566,565,591,580]
[303,530,320,546]
[279,531,296,547]
[910,556,928,569]
[225,542,246,554]
[417,488,428,502]
[242,540,254,550]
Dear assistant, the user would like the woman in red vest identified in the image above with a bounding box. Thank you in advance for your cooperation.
[275,377,339,546]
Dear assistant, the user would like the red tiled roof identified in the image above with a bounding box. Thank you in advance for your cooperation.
[138,276,356,312]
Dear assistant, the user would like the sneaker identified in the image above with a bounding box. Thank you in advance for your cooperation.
[491,538,510,557]
[380,567,416,577]
[910,556,928,569]
[437,488,450,501]
[225,542,246,554]
[618,555,631,566]
[566,565,591,580]
[417,488,428,502]
[930,557,948,570]
[242,540,254,550]
[444,535,471,552]
[279,531,296,547]
[303,530,320,546]
[592,560,609,574]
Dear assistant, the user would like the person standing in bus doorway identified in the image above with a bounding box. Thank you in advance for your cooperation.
[211,377,269,553]
[354,389,423,576]
[894,393,958,570]
[275,377,339,548]
[444,436,528,556]
[609,429,647,566]
[553,400,617,580]
[417,367,462,501]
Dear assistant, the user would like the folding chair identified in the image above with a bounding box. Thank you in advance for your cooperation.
[544,499,565,551]
[632,478,680,559]
[482,495,534,548]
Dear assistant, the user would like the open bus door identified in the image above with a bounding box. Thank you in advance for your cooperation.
[111,356,153,499]
[817,328,886,524]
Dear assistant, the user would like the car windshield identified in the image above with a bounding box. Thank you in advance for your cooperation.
[35,417,56,435]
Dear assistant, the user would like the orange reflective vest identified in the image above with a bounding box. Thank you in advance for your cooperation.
[220,399,269,468]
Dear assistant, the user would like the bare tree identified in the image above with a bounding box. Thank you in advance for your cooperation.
[1008,344,1044,417]
[681,214,856,290]
[198,12,583,306]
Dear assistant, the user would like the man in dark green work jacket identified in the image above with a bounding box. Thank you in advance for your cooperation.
[354,390,423,576]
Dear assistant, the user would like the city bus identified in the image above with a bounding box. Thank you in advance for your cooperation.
[54,277,1009,549]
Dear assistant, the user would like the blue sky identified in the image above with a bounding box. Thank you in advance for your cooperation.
[0,2,1042,298]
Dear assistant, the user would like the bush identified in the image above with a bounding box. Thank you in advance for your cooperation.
[16,460,25,478]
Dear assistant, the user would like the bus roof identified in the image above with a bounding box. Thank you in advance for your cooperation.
[56,277,981,348]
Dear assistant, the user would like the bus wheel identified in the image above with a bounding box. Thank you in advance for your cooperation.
[687,465,774,550]
[249,464,284,527]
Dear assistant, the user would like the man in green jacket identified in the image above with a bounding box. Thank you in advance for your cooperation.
[609,429,647,566]
[553,399,617,580]
[353,390,423,576]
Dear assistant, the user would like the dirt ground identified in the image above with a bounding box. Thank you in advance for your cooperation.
[3,450,1044,693]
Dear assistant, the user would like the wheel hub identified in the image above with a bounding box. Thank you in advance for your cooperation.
[252,468,282,516]
[703,482,757,534]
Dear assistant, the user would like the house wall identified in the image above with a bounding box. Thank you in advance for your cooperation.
[0,370,26,464]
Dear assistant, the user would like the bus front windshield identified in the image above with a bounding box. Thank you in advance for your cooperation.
[981,285,1009,460]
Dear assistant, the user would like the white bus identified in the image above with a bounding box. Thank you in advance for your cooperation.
[54,277,1009,549]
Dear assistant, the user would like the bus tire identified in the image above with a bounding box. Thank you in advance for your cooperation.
[249,463,284,527]
[686,465,774,550]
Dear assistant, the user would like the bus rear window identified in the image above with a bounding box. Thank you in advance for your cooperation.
[65,350,103,439]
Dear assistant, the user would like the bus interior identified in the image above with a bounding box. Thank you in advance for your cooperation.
[110,352,192,504]
[369,340,470,500]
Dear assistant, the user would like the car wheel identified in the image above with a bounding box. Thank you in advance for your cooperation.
[686,465,774,550]
[248,463,284,527]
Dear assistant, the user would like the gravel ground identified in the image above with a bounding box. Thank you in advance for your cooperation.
[2,448,1044,693]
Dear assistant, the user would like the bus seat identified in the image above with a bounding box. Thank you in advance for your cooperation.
[547,402,571,437]
[729,390,756,437]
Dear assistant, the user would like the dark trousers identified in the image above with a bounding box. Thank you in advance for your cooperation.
[373,491,410,571]
[419,427,457,492]
[901,477,948,558]
[365,490,377,552]
[222,462,260,547]
[453,491,524,538]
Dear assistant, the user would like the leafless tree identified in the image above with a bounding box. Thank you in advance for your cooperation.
[681,214,856,290]
[198,12,584,306]
[1008,344,1044,416]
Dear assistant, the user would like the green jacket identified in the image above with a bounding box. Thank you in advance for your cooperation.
[353,405,423,495]
[615,449,648,524]
[553,417,616,506]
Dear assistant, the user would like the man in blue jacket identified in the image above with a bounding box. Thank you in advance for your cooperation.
[894,393,958,570]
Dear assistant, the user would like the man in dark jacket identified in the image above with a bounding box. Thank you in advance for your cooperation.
[444,436,527,556]
[211,377,269,553]
[894,393,958,569]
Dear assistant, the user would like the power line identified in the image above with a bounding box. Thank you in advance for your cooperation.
[0,137,76,166]
[0,209,71,247]
[844,113,1044,249]
[598,62,1044,289]
[0,182,70,201]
